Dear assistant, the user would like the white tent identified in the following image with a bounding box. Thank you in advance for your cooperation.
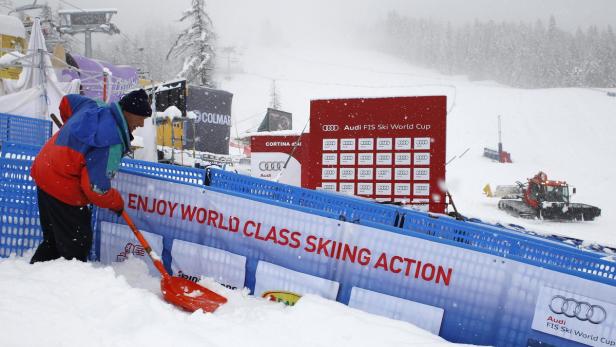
[0,18,80,120]
[0,14,26,38]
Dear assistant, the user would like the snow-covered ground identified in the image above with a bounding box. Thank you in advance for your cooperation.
[218,43,616,248]
[1,40,614,347]
[0,255,467,347]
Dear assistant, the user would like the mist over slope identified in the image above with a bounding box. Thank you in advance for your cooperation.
[217,44,616,247]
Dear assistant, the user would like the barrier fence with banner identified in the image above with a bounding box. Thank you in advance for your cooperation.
[0,133,615,345]
[94,167,615,347]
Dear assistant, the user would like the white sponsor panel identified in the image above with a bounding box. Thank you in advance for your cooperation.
[339,183,355,194]
[531,286,616,347]
[395,137,412,150]
[251,152,301,186]
[358,138,374,150]
[395,152,411,165]
[322,139,338,151]
[376,183,392,196]
[100,221,163,277]
[376,168,392,180]
[414,137,431,150]
[358,168,373,180]
[395,168,411,180]
[322,153,338,165]
[357,183,373,195]
[340,138,356,151]
[395,183,411,196]
[376,153,392,165]
[414,168,430,181]
[411,199,430,212]
[322,168,337,180]
[171,239,246,290]
[414,183,430,196]
[340,168,356,180]
[349,287,444,335]
[358,153,374,165]
[254,261,340,300]
[321,182,337,191]
[340,153,356,166]
[414,152,430,165]
[377,138,393,150]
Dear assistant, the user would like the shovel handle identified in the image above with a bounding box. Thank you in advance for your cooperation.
[50,113,63,128]
[121,210,170,279]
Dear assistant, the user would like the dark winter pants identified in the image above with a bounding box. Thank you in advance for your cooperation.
[30,187,93,263]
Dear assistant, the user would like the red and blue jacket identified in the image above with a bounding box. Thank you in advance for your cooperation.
[31,94,131,210]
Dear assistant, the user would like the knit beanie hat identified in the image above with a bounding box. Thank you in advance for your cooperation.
[119,89,152,117]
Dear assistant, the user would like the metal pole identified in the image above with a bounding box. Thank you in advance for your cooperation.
[85,30,92,57]
[497,115,503,159]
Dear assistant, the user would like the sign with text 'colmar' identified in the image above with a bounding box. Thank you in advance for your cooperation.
[304,96,447,213]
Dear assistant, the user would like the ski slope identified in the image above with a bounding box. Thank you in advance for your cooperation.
[218,43,616,249]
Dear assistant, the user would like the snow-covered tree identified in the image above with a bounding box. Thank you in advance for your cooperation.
[269,80,281,109]
[166,0,216,87]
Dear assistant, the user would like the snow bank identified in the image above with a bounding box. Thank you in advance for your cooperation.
[0,255,467,346]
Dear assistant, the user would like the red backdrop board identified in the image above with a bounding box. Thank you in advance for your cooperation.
[303,96,447,213]
[250,134,305,186]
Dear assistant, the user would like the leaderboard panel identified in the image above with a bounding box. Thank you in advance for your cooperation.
[304,96,446,213]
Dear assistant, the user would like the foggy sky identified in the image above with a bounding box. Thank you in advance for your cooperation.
[13,0,616,45]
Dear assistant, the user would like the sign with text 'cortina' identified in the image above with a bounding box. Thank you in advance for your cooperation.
[303,96,447,213]
[250,134,305,186]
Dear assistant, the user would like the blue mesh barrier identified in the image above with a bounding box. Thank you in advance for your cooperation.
[0,142,42,161]
[0,158,41,257]
[0,113,52,147]
[400,211,616,284]
[206,168,400,226]
[121,158,206,185]
[399,209,610,259]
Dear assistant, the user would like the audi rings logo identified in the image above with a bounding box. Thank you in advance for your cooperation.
[322,124,339,132]
[259,161,285,171]
[549,295,607,324]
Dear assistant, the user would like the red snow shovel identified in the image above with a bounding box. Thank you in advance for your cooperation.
[122,211,227,313]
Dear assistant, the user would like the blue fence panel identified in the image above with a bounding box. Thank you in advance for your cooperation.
[207,168,400,227]
[0,158,41,257]
[0,113,52,147]
[0,142,42,161]
[121,158,206,185]
[401,211,616,285]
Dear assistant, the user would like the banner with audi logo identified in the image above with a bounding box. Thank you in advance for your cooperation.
[322,124,339,132]
[304,96,447,213]
[250,134,305,186]
[532,286,616,346]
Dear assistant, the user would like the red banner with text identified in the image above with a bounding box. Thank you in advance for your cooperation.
[303,96,446,213]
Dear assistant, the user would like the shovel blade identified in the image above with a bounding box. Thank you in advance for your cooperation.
[161,276,227,313]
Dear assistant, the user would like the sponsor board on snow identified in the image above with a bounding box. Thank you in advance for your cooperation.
[532,286,616,346]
